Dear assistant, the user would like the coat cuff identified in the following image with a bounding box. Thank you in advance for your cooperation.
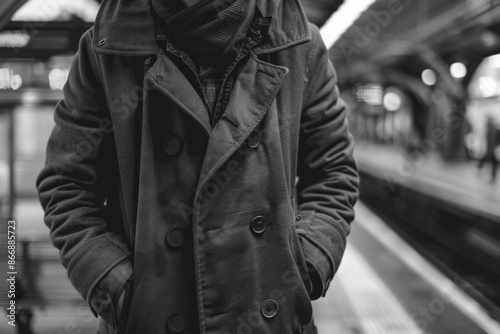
[89,258,134,329]
[300,237,332,300]
[295,210,347,299]
[65,233,132,312]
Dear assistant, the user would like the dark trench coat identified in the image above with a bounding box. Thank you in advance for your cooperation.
[36,0,359,333]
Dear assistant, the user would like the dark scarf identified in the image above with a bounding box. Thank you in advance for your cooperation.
[152,0,255,65]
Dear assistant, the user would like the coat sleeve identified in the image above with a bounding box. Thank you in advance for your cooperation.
[295,25,359,299]
[35,28,133,321]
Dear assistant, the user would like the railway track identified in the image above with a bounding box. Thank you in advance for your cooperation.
[359,169,500,322]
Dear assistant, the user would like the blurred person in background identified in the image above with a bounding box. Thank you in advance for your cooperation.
[36,0,359,333]
[477,115,500,183]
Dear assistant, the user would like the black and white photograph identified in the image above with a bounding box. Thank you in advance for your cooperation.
[0,0,499,333]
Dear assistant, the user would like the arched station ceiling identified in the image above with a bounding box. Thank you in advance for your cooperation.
[330,0,500,75]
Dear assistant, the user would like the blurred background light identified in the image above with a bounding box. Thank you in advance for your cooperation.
[481,31,498,49]
[487,54,500,69]
[49,68,69,90]
[0,67,22,90]
[450,62,467,79]
[422,69,437,86]
[320,0,378,49]
[11,74,22,90]
[383,91,402,111]
[0,31,30,48]
[21,90,41,104]
[11,0,99,22]
[477,76,497,98]
[353,84,384,105]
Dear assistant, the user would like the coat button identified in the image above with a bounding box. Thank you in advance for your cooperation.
[98,39,106,46]
[167,313,187,332]
[261,299,279,319]
[166,226,184,248]
[164,135,184,156]
[246,131,260,148]
[250,216,267,235]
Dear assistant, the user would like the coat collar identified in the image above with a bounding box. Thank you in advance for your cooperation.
[91,0,311,56]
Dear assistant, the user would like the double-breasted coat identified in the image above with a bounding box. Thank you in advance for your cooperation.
[36,0,359,333]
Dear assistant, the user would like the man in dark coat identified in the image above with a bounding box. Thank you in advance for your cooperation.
[36,0,359,333]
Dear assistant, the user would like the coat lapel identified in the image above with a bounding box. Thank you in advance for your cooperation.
[196,54,289,193]
[145,52,212,136]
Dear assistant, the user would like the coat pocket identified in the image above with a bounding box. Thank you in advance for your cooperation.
[288,215,313,297]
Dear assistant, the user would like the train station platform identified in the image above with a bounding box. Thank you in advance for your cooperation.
[314,203,500,334]
[354,143,500,220]
[2,201,499,333]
